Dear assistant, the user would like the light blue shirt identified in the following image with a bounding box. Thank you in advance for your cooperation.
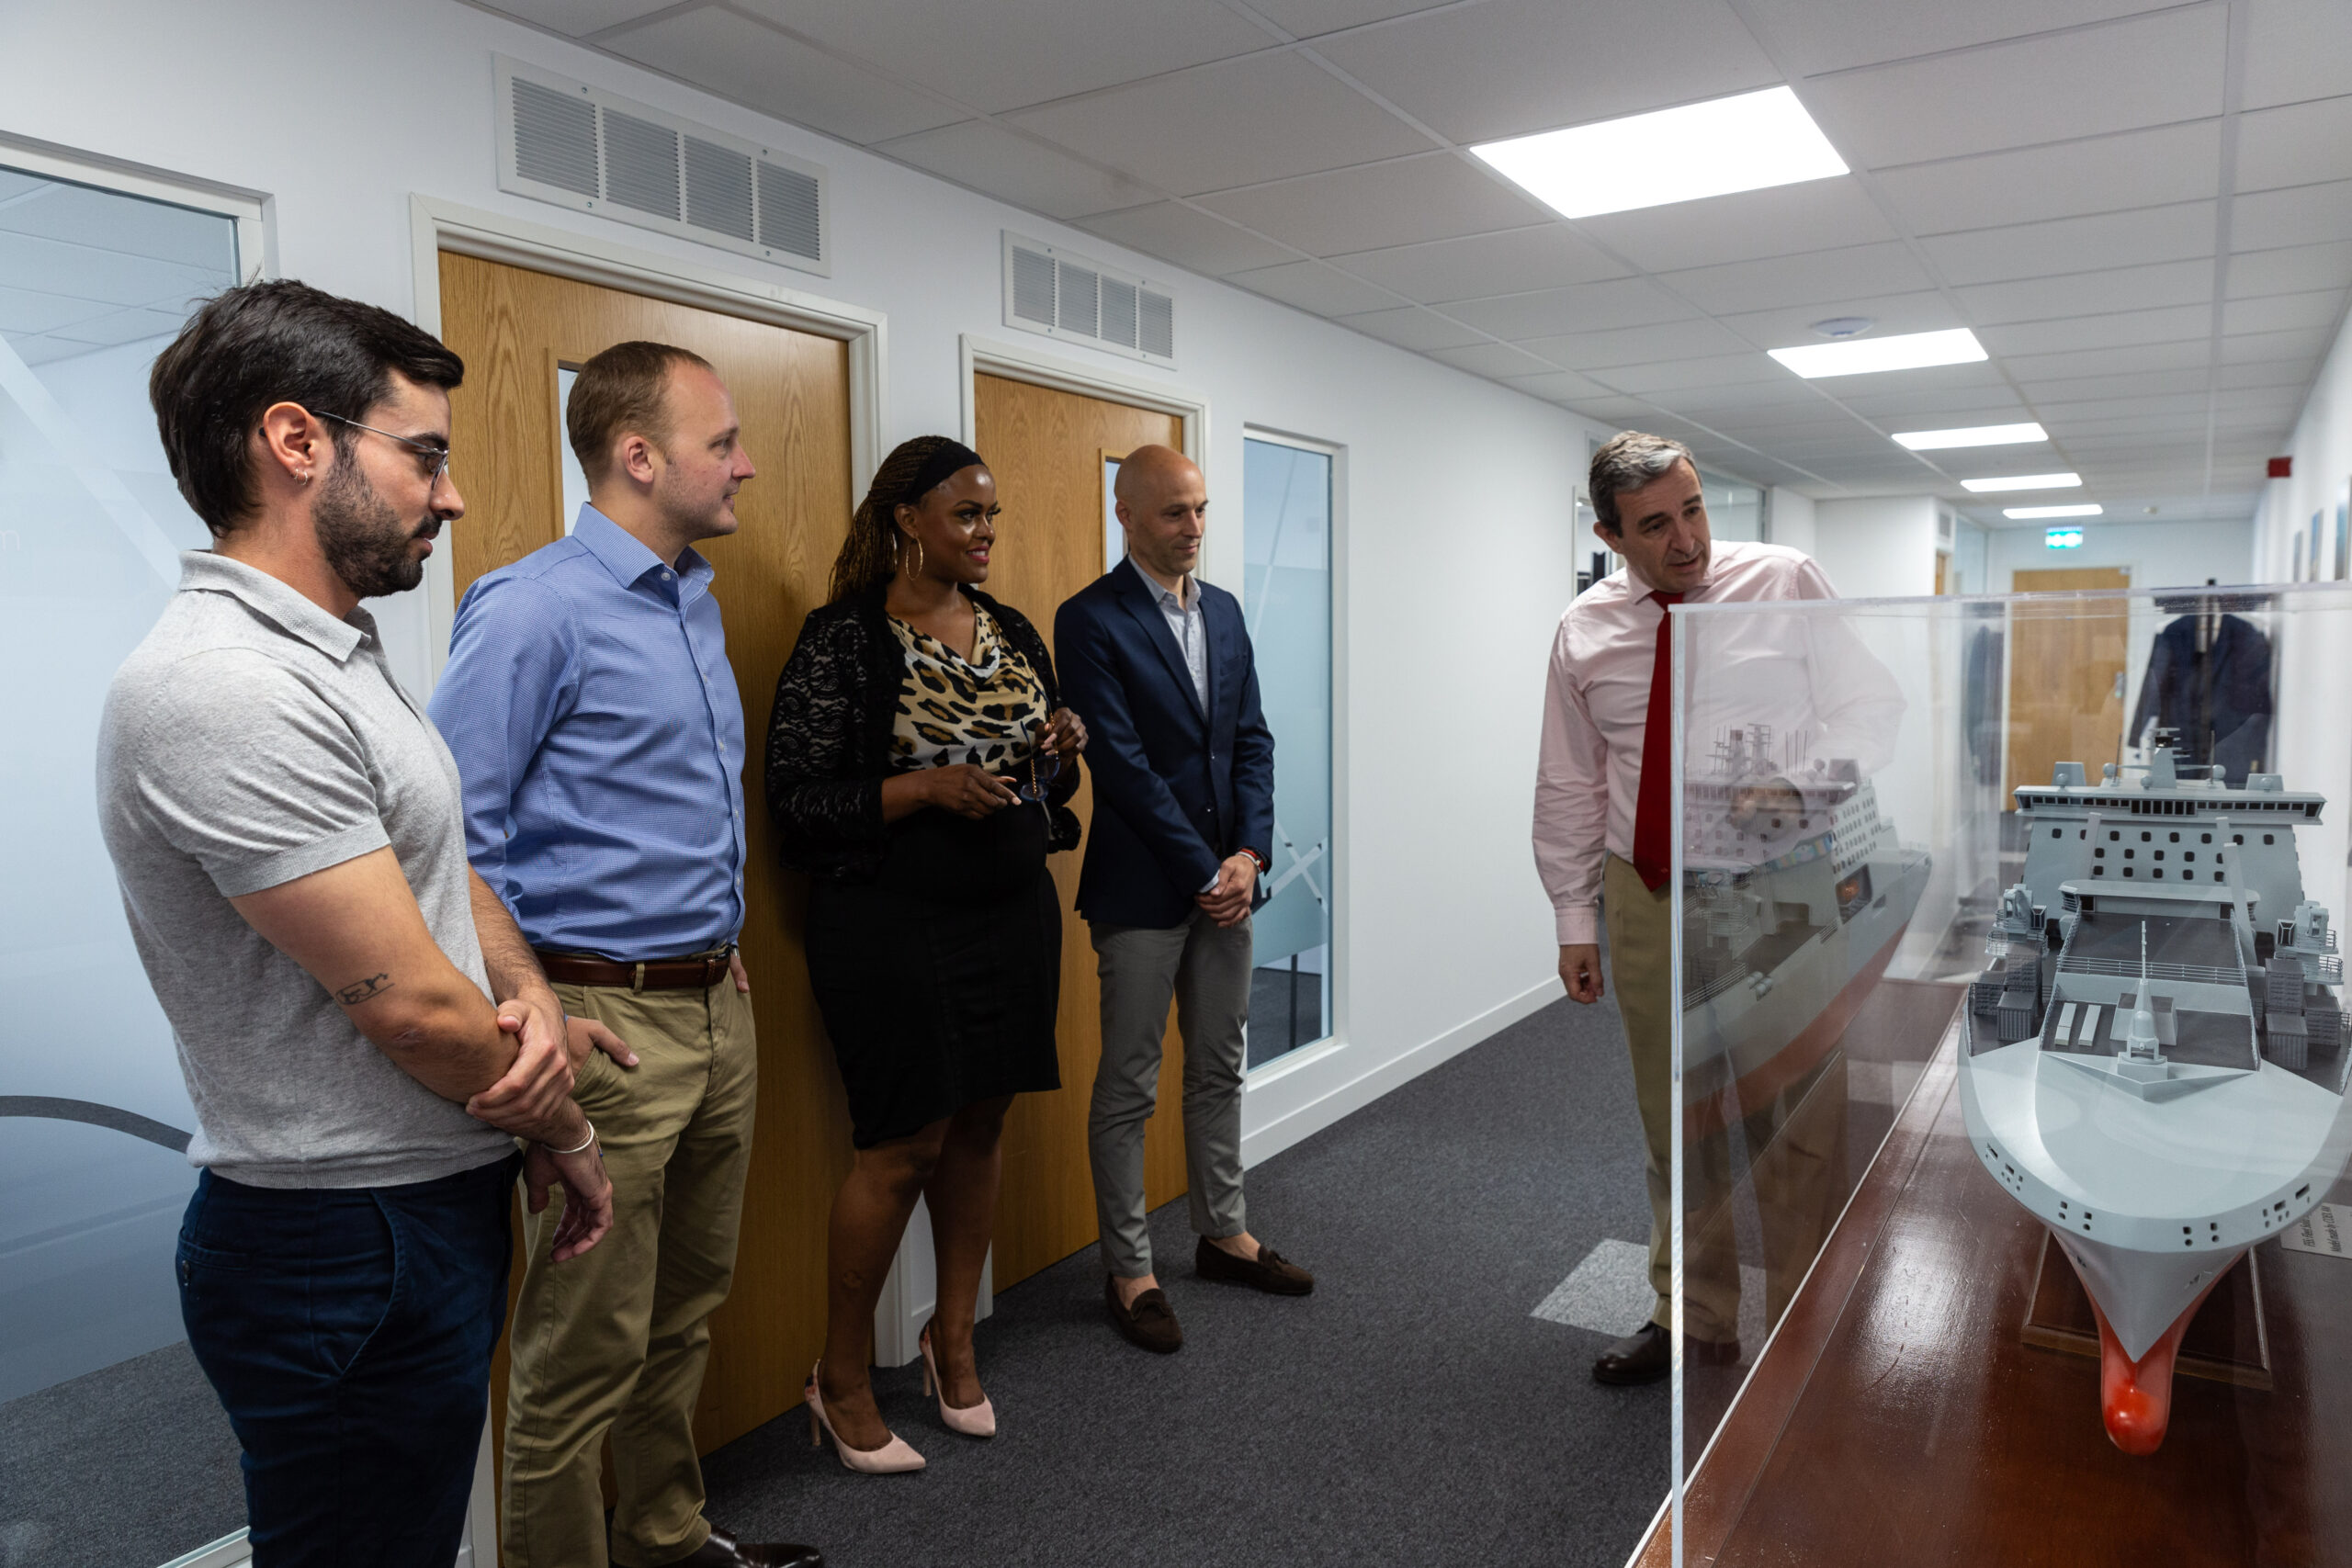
[1134,558,1208,713]
[429,506,747,958]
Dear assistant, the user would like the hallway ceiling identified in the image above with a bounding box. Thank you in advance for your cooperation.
[473,0,2352,528]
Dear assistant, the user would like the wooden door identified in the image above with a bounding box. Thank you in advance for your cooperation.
[435,252,854,1467]
[2006,566,2132,805]
[971,371,1191,1291]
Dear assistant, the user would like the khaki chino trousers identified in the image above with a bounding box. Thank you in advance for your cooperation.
[503,976,757,1568]
[1603,853,1845,1346]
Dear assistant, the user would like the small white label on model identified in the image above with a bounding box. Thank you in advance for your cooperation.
[2281,1202,2350,1260]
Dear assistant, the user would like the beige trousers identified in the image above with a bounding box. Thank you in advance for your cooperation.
[1603,854,1845,1345]
[502,976,757,1568]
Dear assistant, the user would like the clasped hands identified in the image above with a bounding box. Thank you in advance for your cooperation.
[923,705,1090,819]
[1197,853,1258,928]
[461,987,626,1262]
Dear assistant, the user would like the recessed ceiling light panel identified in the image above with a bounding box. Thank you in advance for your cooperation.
[2007,503,2102,519]
[1894,422,2047,450]
[1768,327,1986,378]
[1470,86,1848,220]
[1962,472,2082,493]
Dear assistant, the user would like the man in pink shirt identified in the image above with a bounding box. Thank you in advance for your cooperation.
[1533,431,1897,1385]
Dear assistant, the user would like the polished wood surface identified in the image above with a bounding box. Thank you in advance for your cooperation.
[436,253,854,1471]
[1640,1001,2352,1568]
[971,371,1189,1292]
[2023,1232,2273,1392]
[2005,568,2131,806]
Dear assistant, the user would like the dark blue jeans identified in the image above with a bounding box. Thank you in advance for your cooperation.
[176,1154,520,1567]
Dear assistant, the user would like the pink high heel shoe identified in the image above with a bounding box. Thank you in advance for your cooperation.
[805,1363,925,1473]
[919,1321,997,1438]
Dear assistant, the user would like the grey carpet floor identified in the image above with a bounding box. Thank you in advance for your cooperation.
[701,993,1668,1568]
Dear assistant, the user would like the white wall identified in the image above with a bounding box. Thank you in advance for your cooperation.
[1983,516,2255,593]
[4,0,1614,1152]
[1811,495,1939,599]
[1767,485,1816,557]
[2255,293,2352,587]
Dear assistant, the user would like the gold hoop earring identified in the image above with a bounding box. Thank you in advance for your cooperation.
[903,536,925,579]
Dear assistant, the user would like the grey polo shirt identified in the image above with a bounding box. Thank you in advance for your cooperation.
[97,552,513,1189]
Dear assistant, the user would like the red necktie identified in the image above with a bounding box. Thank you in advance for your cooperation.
[1631,590,1684,891]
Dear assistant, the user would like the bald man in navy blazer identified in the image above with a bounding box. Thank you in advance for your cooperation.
[1055,444,1314,1356]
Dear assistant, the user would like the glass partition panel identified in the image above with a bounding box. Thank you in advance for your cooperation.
[0,165,245,1564]
[1667,585,2352,1565]
[1241,434,1333,1066]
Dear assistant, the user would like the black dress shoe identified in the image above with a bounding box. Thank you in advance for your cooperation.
[658,1525,823,1568]
[1589,1323,1741,1385]
[1194,1235,1315,1295]
[1105,1275,1183,1353]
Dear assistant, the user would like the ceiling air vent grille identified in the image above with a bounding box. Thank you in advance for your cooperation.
[1001,233,1175,367]
[495,56,829,276]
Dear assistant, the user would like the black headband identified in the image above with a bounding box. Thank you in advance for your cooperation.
[899,440,987,508]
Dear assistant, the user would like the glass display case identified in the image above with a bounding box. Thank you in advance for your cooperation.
[1663,583,2351,1567]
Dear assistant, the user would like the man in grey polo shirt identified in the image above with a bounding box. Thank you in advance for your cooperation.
[99,280,613,1568]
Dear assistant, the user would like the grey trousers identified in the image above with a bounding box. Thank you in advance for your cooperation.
[1087,910,1253,1278]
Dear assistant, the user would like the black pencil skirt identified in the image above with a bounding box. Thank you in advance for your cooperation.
[805,802,1064,1148]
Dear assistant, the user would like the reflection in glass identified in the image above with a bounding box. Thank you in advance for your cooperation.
[0,165,244,1559]
[1241,436,1333,1067]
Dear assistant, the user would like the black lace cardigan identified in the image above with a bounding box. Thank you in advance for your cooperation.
[764,581,1082,882]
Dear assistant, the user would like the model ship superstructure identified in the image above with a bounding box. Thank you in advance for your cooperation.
[1679,725,1931,1122]
[1960,742,2352,1452]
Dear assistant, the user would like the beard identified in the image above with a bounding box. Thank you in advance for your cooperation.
[313,459,427,599]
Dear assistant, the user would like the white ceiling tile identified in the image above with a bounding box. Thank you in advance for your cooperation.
[2214,357,2319,389]
[1573,178,1896,274]
[2225,240,2352,299]
[1073,202,1299,275]
[2016,367,2215,403]
[1424,340,1564,378]
[1248,0,1458,35]
[1691,413,1873,443]
[1518,318,1760,370]
[2235,96,2352,195]
[1330,305,1488,351]
[2230,179,2352,254]
[603,8,961,144]
[473,0,679,37]
[1312,0,1777,145]
[2026,391,2215,420]
[2000,340,2216,380]
[1802,7,2226,168]
[1333,224,1631,302]
[1006,50,1430,195]
[1226,258,1401,314]
[1975,302,2211,355]
[1921,201,2215,287]
[2241,0,2352,111]
[1657,241,1935,315]
[1442,276,1695,337]
[1195,153,1543,256]
[1871,122,2222,236]
[743,0,1271,115]
[2222,288,2346,335]
[1713,290,1962,348]
[1956,258,2215,323]
[1606,353,1787,395]
[2219,326,2335,363]
[1738,0,2191,76]
[1565,396,1672,425]
[1497,368,1622,402]
[871,121,1157,219]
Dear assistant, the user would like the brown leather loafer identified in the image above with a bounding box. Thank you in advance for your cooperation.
[657,1524,823,1567]
[1105,1275,1183,1353]
[1589,1323,1740,1386]
[1194,1235,1315,1295]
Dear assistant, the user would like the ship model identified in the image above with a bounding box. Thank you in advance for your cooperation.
[1960,740,2352,1453]
[1680,724,1932,1128]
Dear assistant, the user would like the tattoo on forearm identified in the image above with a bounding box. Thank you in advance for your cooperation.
[335,973,394,1006]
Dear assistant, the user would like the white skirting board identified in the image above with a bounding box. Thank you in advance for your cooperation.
[869,973,1566,1363]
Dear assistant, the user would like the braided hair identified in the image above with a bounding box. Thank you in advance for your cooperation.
[827,434,987,604]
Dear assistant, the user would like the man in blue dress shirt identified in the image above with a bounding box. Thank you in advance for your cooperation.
[430,343,817,1568]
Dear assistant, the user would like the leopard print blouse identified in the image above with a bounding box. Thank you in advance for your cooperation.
[886,604,1051,775]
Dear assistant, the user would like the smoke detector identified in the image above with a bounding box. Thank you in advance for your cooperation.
[1810,316,1875,339]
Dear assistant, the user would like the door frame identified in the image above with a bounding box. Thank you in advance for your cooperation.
[407,194,888,680]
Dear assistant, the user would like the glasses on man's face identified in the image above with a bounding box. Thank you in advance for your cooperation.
[312,410,452,487]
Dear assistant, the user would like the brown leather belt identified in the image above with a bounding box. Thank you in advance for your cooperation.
[533,947,732,992]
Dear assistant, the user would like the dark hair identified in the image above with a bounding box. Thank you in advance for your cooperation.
[147,279,464,537]
[827,435,988,604]
[566,340,716,484]
[1588,430,1696,536]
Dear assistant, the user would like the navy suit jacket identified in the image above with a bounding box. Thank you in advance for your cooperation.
[1056,558,1276,930]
